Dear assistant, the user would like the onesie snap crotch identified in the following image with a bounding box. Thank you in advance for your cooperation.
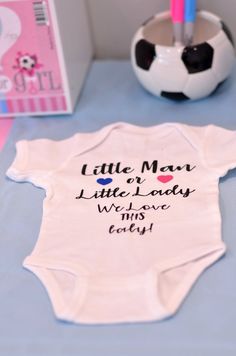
[71,271,168,324]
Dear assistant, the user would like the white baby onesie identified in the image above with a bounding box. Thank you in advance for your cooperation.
[6,122,236,324]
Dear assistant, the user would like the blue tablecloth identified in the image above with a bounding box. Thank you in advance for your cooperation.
[0,60,236,356]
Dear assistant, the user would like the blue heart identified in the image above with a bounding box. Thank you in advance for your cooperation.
[97,178,113,186]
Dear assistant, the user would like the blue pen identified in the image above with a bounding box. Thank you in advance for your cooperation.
[184,0,196,46]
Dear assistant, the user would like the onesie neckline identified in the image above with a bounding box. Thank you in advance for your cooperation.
[97,121,176,138]
[111,122,172,136]
[72,122,177,156]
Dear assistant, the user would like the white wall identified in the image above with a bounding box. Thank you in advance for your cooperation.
[87,0,236,59]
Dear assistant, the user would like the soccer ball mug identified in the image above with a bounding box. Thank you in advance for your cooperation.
[131,10,235,101]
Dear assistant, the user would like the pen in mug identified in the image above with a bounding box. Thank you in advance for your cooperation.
[171,0,184,46]
[184,0,196,45]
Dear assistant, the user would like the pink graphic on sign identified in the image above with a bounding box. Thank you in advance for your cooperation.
[13,52,43,77]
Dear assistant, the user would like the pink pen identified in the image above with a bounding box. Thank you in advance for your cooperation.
[171,0,184,46]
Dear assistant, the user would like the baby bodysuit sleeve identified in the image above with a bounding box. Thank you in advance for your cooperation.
[6,136,77,182]
[204,125,236,174]
[6,124,116,183]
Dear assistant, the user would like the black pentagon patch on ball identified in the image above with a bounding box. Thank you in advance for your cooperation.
[221,21,235,47]
[161,92,190,101]
[182,43,214,74]
[135,39,156,71]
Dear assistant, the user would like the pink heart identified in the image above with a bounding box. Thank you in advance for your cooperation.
[157,175,173,183]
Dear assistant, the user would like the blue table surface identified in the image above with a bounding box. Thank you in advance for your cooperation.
[0,60,236,356]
